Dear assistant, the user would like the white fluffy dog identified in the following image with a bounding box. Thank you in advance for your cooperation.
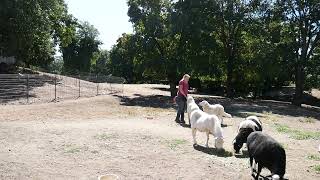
[198,100,232,125]
[187,96,224,149]
[187,96,200,124]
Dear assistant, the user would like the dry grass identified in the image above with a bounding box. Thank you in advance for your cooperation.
[275,123,320,140]
[94,133,117,140]
[308,154,320,161]
[314,165,320,173]
[299,117,316,123]
[63,144,88,154]
[165,139,188,150]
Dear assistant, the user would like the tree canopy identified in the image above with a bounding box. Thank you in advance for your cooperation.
[107,0,320,106]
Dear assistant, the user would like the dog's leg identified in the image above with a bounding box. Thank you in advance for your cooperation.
[253,160,257,173]
[250,157,257,177]
[192,128,197,145]
[255,163,262,180]
[250,157,254,176]
[205,131,209,147]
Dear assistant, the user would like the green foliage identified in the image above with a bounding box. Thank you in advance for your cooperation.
[0,0,73,67]
[109,34,140,83]
[165,139,187,150]
[305,48,320,89]
[94,133,117,140]
[109,0,320,100]
[92,50,109,74]
[2,0,320,101]
[48,56,64,74]
[62,21,101,74]
[307,154,320,161]
[314,165,320,173]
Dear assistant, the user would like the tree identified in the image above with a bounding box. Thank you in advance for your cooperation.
[109,33,142,83]
[280,0,320,106]
[62,21,102,74]
[209,0,258,97]
[0,0,74,68]
[93,50,109,74]
[128,0,182,96]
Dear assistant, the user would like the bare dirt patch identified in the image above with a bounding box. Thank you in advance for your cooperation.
[0,84,319,179]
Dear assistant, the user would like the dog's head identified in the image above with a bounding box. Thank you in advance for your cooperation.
[232,139,242,154]
[233,128,254,153]
[187,95,194,104]
[246,115,260,122]
[215,137,224,149]
[198,100,209,107]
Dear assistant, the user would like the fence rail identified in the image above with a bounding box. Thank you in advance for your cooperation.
[0,73,125,105]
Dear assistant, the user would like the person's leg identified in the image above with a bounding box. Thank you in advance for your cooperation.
[180,99,186,123]
[175,96,183,122]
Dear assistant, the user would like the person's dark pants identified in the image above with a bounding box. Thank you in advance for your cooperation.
[175,95,186,123]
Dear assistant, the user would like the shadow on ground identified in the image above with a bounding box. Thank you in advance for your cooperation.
[179,123,191,128]
[234,150,249,159]
[194,95,320,120]
[113,94,174,109]
[193,144,233,157]
[113,92,320,120]
[0,73,55,104]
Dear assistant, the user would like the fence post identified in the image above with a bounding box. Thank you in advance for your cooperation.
[26,74,29,104]
[54,75,57,101]
[96,75,99,96]
[78,75,81,98]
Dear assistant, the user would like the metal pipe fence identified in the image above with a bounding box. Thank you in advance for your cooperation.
[0,73,125,105]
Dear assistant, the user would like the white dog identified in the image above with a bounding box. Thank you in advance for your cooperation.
[187,96,224,149]
[198,100,232,125]
[187,96,200,124]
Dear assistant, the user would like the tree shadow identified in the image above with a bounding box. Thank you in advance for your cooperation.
[192,96,320,120]
[0,73,56,104]
[112,92,320,120]
[193,144,233,157]
[151,87,171,92]
[113,94,174,109]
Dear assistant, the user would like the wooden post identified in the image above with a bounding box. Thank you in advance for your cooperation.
[78,75,81,97]
[96,75,99,96]
[26,74,29,103]
[54,75,57,101]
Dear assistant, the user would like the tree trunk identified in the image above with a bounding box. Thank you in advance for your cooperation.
[169,81,177,98]
[226,47,234,98]
[226,65,233,97]
[168,71,177,98]
[293,64,304,107]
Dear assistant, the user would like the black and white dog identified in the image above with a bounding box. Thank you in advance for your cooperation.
[247,131,286,180]
[233,116,262,153]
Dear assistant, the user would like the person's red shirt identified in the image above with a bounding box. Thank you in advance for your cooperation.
[178,79,189,97]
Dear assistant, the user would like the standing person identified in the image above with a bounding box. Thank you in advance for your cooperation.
[175,74,190,124]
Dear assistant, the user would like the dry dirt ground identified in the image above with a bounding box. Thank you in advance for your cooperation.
[0,84,319,180]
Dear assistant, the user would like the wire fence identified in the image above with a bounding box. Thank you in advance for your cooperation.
[0,73,125,105]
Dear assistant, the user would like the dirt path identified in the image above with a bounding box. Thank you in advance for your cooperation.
[0,84,319,179]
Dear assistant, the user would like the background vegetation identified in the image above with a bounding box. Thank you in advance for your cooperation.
[0,0,319,106]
